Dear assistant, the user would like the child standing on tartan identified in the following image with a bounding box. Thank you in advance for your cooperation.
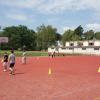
[8,50,15,75]
[2,52,8,72]
[22,50,26,64]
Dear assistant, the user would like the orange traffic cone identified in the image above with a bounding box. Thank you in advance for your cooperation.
[98,67,100,73]
[48,68,52,75]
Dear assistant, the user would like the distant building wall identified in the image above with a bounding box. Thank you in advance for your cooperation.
[48,40,100,55]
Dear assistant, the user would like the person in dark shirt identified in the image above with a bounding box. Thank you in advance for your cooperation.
[2,52,8,72]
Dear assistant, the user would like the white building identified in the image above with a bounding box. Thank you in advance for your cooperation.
[48,40,100,55]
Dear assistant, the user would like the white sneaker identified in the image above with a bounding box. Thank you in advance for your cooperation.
[3,69,7,72]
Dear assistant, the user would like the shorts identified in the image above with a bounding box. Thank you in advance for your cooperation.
[9,63,15,68]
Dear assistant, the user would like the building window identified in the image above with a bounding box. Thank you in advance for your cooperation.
[94,48,99,50]
[89,42,94,46]
[61,47,66,49]
[82,48,86,50]
[69,48,73,50]
[70,43,74,46]
[78,42,83,47]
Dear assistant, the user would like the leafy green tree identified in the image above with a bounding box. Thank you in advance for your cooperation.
[95,32,100,40]
[2,25,36,50]
[62,30,74,45]
[71,33,81,41]
[55,33,62,41]
[0,31,3,36]
[84,30,94,40]
[36,25,57,50]
[74,25,84,39]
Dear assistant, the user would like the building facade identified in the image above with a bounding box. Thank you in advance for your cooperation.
[48,40,100,55]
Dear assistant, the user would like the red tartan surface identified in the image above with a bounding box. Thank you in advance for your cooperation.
[0,56,100,100]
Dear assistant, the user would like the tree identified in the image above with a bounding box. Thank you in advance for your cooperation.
[0,31,3,36]
[55,33,62,41]
[2,25,36,50]
[74,25,84,39]
[84,30,94,40]
[71,33,81,41]
[62,30,74,45]
[95,32,100,40]
[36,25,57,50]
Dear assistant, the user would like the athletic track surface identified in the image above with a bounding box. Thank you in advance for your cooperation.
[0,56,100,100]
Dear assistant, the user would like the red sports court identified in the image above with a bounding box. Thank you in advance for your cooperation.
[0,56,100,100]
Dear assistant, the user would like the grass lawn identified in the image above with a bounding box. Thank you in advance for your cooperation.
[0,50,87,57]
[0,50,48,57]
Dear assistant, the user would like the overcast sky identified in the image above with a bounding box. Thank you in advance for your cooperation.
[0,0,100,33]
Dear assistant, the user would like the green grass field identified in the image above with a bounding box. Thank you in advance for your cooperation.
[0,50,86,57]
[0,51,48,57]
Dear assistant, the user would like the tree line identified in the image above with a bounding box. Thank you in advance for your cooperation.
[0,25,100,50]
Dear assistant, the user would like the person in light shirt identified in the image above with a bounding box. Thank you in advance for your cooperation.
[51,50,55,58]
[8,50,15,75]
[22,50,26,64]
